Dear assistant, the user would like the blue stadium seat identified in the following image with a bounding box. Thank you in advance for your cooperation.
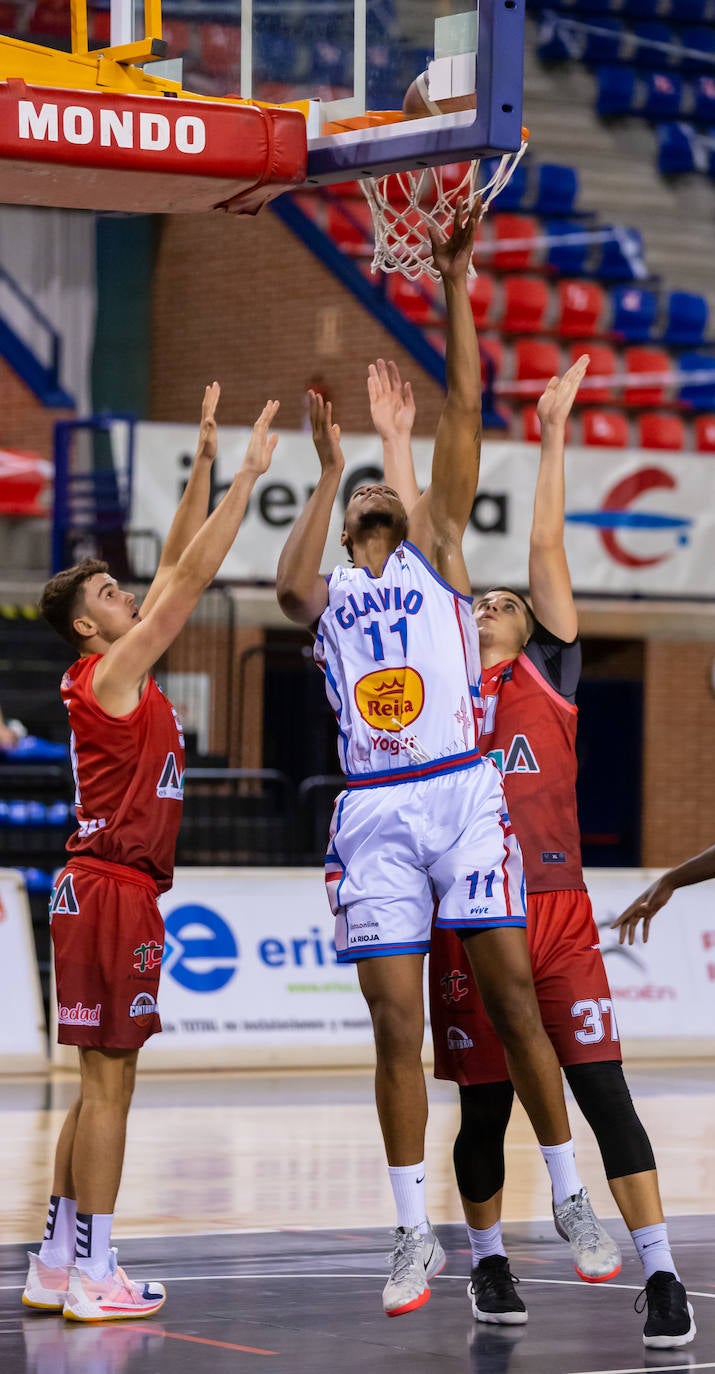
[671,0,710,20]
[596,226,646,281]
[621,0,662,18]
[611,286,658,341]
[536,15,574,64]
[544,220,591,276]
[693,75,715,123]
[662,291,709,346]
[678,354,715,409]
[641,71,683,119]
[480,157,528,212]
[630,24,675,71]
[582,19,624,66]
[530,162,580,216]
[596,66,638,118]
[680,28,715,77]
[656,122,698,174]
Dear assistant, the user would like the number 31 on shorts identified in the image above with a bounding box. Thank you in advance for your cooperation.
[571,997,620,1046]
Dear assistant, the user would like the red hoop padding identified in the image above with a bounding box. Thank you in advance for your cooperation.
[0,80,307,214]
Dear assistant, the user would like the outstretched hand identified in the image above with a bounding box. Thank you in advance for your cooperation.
[309,390,345,477]
[242,399,280,477]
[537,355,589,431]
[196,381,221,463]
[429,197,481,283]
[367,359,416,441]
[610,874,674,945]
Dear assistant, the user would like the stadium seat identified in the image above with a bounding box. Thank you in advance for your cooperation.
[596,226,647,281]
[491,214,539,271]
[326,198,373,252]
[693,75,715,124]
[536,15,573,64]
[680,28,715,78]
[637,412,686,449]
[630,24,674,71]
[581,410,629,447]
[662,291,709,346]
[556,280,605,337]
[501,277,551,333]
[678,354,715,410]
[479,158,528,212]
[573,343,617,403]
[200,23,241,80]
[544,221,591,276]
[596,66,637,118]
[694,414,715,451]
[656,122,698,175]
[481,338,505,389]
[530,163,580,217]
[582,19,624,66]
[641,71,683,120]
[624,0,664,18]
[386,274,441,326]
[624,346,671,405]
[675,0,710,20]
[467,274,496,330]
[520,407,542,443]
[611,286,658,342]
[514,341,562,396]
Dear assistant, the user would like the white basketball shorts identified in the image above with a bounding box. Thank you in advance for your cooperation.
[324,757,526,962]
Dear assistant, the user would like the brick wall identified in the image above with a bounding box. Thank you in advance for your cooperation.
[641,641,715,866]
[150,208,446,434]
[0,358,73,456]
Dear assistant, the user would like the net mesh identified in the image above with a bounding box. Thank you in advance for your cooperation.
[359,139,529,282]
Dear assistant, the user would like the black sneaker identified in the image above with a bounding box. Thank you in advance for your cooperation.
[468,1255,528,1325]
[636,1271,696,1349]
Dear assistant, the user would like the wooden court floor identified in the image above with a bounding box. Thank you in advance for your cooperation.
[2,1062,714,1374]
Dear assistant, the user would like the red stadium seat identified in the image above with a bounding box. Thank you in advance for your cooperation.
[491,214,539,271]
[326,198,373,253]
[571,343,616,404]
[624,347,671,407]
[581,410,629,447]
[513,341,561,397]
[481,337,505,388]
[694,415,715,452]
[467,274,495,330]
[556,280,605,338]
[387,273,441,326]
[637,412,686,451]
[200,24,241,79]
[501,277,550,334]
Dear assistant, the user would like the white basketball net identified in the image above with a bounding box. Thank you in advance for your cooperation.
[360,141,529,282]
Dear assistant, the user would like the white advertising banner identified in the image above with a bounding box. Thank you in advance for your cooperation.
[0,869,48,1071]
[131,425,715,596]
[52,865,715,1070]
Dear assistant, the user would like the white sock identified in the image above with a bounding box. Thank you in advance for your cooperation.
[388,1162,428,1232]
[466,1221,507,1266]
[632,1223,678,1281]
[39,1195,77,1267]
[75,1212,114,1280]
[540,1139,583,1206]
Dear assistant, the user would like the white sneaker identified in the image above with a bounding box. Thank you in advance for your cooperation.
[382,1224,446,1317]
[553,1188,622,1282]
[63,1249,166,1322]
[22,1252,70,1312]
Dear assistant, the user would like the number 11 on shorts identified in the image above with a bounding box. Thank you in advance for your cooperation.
[466,870,496,899]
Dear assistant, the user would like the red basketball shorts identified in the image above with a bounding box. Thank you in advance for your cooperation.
[50,857,165,1050]
[430,888,622,1085]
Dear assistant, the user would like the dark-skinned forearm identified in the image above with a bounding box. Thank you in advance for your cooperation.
[443,277,482,416]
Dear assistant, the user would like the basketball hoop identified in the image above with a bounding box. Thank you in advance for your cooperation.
[360,132,529,282]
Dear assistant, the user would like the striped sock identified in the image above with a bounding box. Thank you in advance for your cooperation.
[39,1195,77,1267]
[75,1212,114,1280]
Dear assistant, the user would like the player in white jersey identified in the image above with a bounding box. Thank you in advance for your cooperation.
[277,202,598,1319]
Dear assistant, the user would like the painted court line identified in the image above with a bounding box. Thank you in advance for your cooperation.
[142,1325,276,1355]
[566,1364,715,1374]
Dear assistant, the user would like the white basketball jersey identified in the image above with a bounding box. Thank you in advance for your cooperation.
[314,541,483,783]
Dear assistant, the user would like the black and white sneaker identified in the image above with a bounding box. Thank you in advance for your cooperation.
[468,1255,528,1325]
[636,1271,696,1349]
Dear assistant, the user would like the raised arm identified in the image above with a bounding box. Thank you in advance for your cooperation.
[276,392,344,626]
[611,843,715,945]
[94,401,279,716]
[528,356,589,642]
[408,200,481,596]
[141,382,221,618]
[368,359,421,515]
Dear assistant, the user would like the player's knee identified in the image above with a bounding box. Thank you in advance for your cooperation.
[369,997,423,1064]
[564,1061,656,1179]
[481,977,542,1049]
[453,1082,513,1202]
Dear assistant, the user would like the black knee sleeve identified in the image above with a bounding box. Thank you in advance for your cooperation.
[564,1061,656,1180]
[453,1081,515,1204]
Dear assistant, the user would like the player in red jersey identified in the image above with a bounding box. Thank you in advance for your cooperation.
[23,385,280,1324]
[371,357,695,1350]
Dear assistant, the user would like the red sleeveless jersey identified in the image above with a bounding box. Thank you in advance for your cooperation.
[62,654,185,892]
[481,632,584,893]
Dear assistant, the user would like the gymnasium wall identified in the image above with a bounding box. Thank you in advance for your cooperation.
[642,641,715,868]
[149,208,446,434]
